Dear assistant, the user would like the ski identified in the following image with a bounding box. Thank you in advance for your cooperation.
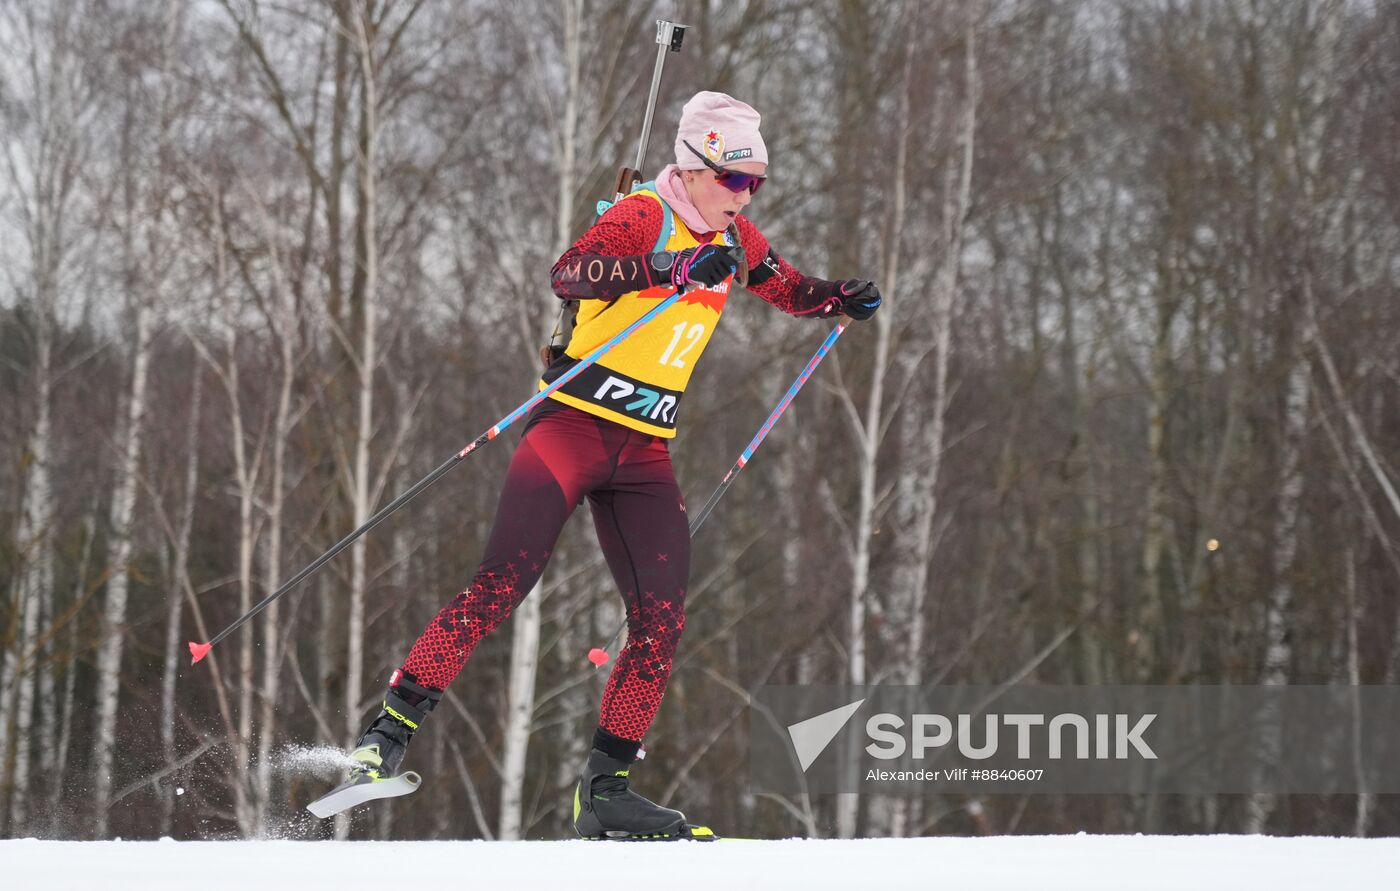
[305,770,422,819]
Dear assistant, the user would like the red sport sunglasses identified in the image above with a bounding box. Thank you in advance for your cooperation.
[683,140,767,195]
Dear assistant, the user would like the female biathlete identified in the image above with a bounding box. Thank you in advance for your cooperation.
[345,91,883,840]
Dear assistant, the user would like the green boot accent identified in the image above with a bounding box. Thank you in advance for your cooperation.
[572,748,687,840]
[346,674,441,781]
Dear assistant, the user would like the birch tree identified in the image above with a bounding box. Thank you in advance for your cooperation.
[0,0,100,834]
[157,365,201,835]
[337,4,382,842]
[815,0,907,840]
[1244,0,1342,834]
[882,2,978,838]
[493,0,588,841]
[90,178,156,839]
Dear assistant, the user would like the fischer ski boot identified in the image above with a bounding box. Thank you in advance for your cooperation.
[350,671,440,779]
[306,672,441,819]
[572,747,715,841]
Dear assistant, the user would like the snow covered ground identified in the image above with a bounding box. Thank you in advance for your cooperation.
[4,834,1397,891]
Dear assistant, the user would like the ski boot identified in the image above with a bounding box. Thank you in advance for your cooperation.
[572,747,715,841]
[306,671,441,819]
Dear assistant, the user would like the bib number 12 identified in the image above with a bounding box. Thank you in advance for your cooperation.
[659,322,705,368]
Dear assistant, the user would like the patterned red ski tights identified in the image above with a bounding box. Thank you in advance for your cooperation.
[399,402,689,743]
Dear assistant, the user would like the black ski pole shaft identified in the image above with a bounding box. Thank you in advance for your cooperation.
[189,454,459,662]
[588,321,850,665]
[191,289,688,665]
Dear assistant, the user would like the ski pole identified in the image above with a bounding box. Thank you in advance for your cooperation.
[587,320,850,666]
[190,289,688,665]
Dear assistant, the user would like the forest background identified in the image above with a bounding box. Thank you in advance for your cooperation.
[2,0,1399,841]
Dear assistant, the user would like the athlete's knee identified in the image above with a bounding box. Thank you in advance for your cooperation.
[460,567,533,623]
[627,616,686,669]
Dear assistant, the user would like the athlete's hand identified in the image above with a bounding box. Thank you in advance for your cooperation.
[667,244,740,290]
[836,280,882,321]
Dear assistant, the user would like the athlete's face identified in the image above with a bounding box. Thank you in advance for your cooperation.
[682,160,767,232]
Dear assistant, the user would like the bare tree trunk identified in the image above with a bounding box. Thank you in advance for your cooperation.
[7,389,50,834]
[190,192,259,836]
[231,315,257,837]
[1242,1,1339,833]
[1055,194,1102,685]
[91,292,154,838]
[771,447,821,839]
[48,509,96,835]
[32,502,60,822]
[876,25,920,845]
[6,331,53,834]
[159,367,202,836]
[254,461,287,836]
[1,0,90,835]
[1306,313,1400,683]
[1343,549,1373,837]
[139,0,188,835]
[551,0,582,289]
[1242,352,1309,833]
[339,4,380,839]
[832,226,894,840]
[832,341,886,839]
[887,7,977,837]
[1140,247,1176,682]
[498,585,542,840]
[551,554,590,838]
[94,0,186,836]
[499,0,586,840]
[249,177,301,837]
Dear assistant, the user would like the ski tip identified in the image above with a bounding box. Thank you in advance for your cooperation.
[587,648,610,667]
[188,641,212,664]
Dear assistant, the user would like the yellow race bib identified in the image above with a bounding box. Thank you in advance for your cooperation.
[540,189,733,438]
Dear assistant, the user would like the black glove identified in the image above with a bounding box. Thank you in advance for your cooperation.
[663,244,740,289]
[837,280,882,320]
